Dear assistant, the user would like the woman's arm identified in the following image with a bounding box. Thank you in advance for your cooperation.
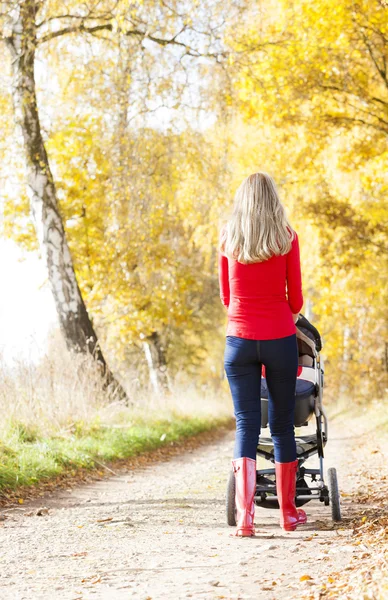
[218,252,230,308]
[286,233,303,314]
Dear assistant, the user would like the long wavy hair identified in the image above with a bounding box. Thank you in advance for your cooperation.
[219,172,294,264]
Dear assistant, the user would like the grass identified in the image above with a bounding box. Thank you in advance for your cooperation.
[0,414,231,491]
[0,333,233,493]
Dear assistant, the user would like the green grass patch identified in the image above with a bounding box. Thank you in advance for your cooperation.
[0,415,231,492]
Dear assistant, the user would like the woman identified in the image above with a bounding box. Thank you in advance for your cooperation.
[218,172,307,536]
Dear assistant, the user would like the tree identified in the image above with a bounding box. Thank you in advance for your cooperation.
[1,0,244,392]
[224,0,388,397]
[3,0,129,397]
[47,121,228,391]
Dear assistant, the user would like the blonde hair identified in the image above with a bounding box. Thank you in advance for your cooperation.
[220,172,294,264]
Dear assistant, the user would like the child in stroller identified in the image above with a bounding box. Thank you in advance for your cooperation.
[226,315,341,527]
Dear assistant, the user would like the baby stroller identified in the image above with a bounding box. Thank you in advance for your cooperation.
[226,315,341,525]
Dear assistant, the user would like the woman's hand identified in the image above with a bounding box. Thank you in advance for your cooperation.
[292,313,299,324]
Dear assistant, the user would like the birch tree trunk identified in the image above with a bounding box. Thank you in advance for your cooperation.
[143,332,170,393]
[5,0,126,399]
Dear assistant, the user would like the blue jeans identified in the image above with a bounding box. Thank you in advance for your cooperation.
[224,334,298,463]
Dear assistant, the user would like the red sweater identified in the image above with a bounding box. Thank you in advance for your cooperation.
[218,233,303,340]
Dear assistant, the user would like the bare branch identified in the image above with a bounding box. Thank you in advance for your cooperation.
[39,23,113,44]
[36,13,93,27]
[325,114,388,135]
[38,20,226,60]
[318,83,388,108]
[353,17,388,90]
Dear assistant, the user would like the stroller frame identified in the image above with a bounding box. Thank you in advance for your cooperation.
[226,316,341,524]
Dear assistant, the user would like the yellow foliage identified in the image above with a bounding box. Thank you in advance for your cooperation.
[226,0,388,398]
[1,0,386,396]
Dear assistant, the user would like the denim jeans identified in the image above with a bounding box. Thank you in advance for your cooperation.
[224,334,298,463]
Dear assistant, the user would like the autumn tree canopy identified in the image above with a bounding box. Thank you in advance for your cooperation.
[1,0,386,399]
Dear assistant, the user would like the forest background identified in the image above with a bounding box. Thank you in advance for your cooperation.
[0,0,387,484]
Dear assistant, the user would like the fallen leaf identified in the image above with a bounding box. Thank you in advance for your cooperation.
[36,507,49,516]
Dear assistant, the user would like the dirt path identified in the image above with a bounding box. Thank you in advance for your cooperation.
[0,416,384,600]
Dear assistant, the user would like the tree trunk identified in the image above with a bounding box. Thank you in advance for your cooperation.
[5,0,127,400]
[143,332,170,393]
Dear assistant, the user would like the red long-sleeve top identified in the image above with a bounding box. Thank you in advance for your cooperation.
[218,233,303,340]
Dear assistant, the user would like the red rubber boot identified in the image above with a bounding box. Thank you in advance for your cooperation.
[275,459,307,531]
[231,457,256,537]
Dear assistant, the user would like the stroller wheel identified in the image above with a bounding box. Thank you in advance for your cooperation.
[226,469,236,526]
[328,467,342,522]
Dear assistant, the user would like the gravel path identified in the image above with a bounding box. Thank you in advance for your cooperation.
[0,421,365,600]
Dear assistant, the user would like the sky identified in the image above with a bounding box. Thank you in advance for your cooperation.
[0,239,57,365]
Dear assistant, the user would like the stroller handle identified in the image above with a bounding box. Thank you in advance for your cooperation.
[296,314,322,352]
